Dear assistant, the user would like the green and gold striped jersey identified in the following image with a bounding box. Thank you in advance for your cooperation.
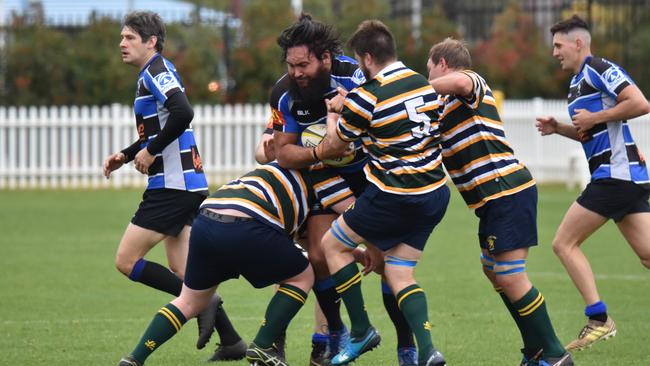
[200,162,353,236]
[439,70,535,209]
[336,61,447,195]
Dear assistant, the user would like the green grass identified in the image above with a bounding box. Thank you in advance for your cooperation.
[1,186,648,365]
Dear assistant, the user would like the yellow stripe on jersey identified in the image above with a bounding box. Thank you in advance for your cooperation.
[356,87,378,103]
[375,85,433,110]
[220,181,267,201]
[338,116,366,141]
[376,70,418,86]
[239,176,281,209]
[313,176,341,191]
[468,179,536,209]
[289,170,309,214]
[457,164,526,192]
[258,165,298,229]
[439,97,463,119]
[446,152,515,176]
[278,287,306,304]
[158,307,182,332]
[376,146,440,164]
[343,98,372,121]
[365,165,447,194]
[443,134,511,157]
[373,111,407,128]
[375,156,443,176]
[442,115,504,142]
[320,189,353,209]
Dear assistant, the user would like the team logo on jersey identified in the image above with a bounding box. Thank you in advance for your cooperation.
[604,67,624,85]
[270,107,286,127]
[352,68,366,85]
[154,72,179,93]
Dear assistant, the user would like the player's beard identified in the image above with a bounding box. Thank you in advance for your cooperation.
[288,64,331,107]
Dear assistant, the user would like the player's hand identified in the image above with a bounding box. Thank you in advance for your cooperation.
[535,116,559,136]
[134,148,155,175]
[326,87,349,113]
[103,152,126,179]
[361,244,385,275]
[571,108,597,133]
[263,136,275,162]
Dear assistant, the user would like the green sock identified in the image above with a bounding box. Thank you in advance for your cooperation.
[253,284,307,348]
[396,284,434,360]
[495,286,534,350]
[332,262,371,338]
[131,303,187,363]
[513,286,565,358]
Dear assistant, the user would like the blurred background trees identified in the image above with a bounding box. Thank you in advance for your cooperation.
[2,0,650,106]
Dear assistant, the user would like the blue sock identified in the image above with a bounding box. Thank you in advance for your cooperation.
[585,301,608,322]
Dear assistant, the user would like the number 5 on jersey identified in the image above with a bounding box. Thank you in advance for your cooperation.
[405,96,434,138]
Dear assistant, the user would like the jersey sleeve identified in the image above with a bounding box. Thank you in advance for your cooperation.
[143,69,183,104]
[456,70,485,109]
[586,58,633,99]
[269,79,300,134]
[309,167,353,209]
[337,87,376,142]
[264,116,274,135]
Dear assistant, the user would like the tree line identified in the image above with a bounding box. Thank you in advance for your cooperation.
[3,0,650,106]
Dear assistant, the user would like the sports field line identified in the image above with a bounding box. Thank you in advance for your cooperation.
[530,271,648,281]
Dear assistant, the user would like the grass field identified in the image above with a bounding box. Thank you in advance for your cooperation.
[1,185,649,365]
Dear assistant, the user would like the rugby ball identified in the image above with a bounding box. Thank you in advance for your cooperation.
[301,124,355,167]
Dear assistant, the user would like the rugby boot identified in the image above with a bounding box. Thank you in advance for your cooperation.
[330,326,381,365]
[565,316,616,351]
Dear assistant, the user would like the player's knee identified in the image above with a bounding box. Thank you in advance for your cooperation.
[492,259,526,289]
[168,264,185,279]
[480,254,497,284]
[552,238,570,257]
[114,255,134,277]
[286,264,315,292]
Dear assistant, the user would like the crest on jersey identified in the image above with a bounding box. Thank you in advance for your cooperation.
[154,72,179,94]
[604,67,624,86]
[352,68,366,85]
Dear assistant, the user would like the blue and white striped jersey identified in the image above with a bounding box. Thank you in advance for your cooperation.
[568,56,649,184]
[134,54,209,194]
[270,55,367,173]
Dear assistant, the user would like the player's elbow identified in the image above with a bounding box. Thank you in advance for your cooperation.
[639,100,650,115]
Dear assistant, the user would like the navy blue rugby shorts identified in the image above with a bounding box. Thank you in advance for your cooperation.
[342,184,450,251]
[476,185,538,254]
[184,212,309,290]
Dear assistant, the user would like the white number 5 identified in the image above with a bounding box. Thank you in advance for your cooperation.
[405,97,433,138]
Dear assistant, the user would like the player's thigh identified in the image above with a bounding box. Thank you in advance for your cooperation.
[164,224,191,278]
[617,212,650,262]
[554,201,608,248]
[115,223,166,266]
[307,213,338,262]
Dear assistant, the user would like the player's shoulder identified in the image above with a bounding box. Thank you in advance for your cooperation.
[269,74,291,108]
[586,56,620,75]
[332,55,360,76]
[145,54,174,77]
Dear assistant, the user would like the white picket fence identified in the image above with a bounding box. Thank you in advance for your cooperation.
[1,100,649,190]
